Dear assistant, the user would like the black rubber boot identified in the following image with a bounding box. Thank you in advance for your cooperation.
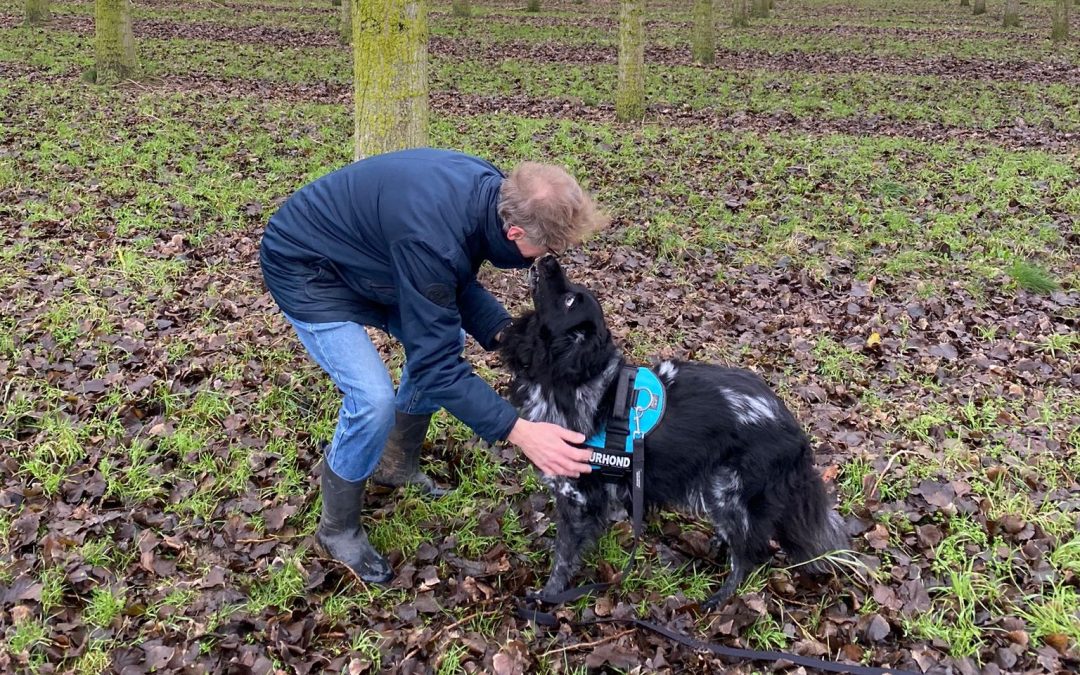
[316,465,393,584]
[372,411,449,498]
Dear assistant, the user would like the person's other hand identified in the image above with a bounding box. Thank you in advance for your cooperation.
[507,419,592,477]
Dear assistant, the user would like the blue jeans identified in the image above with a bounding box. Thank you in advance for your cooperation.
[285,314,465,482]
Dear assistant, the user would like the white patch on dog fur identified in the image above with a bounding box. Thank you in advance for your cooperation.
[543,476,586,506]
[519,358,620,436]
[573,358,622,429]
[712,471,749,535]
[657,360,679,384]
[521,384,568,429]
[683,486,711,519]
[720,388,778,426]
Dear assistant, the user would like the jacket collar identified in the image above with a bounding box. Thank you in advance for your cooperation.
[472,172,531,270]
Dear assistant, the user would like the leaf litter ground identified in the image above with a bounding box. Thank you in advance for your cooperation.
[0,0,1078,673]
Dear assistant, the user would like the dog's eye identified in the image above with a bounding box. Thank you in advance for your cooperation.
[564,294,575,309]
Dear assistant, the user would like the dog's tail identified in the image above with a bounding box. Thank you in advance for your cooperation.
[776,447,848,574]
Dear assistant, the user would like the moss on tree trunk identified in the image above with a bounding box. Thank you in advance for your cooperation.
[972,0,985,15]
[691,0,714,65]
[750,0,769,19]
[616,0,645,121]
[25,0,50,25]
[731,0,749,27]
[1003,0,1020,27]
[339,0,351,44]
[94,0,137,84]
[1051,0,1069,40]
[451,0,471,17]
[353,0,428,159]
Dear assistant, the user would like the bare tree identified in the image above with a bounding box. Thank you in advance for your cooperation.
[1051,0,1070,40]
[732,0,749,27]
[340,0,351,44]
[527,0,540,11]
[750,0,769,18]
[25,0,50,25]
[95,0,137,84]
[1003,0,1020,27]
[692,0,715,65]
[973,0,986,15]
[616,0,645,121]
[354,0,428,159]
[452,0,471,17]
[960,0,969,7]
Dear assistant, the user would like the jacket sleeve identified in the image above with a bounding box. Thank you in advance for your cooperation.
[458,280,512,352]
[390,238,519,442]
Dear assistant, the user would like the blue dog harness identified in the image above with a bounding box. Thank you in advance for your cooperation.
[583,365,666,480]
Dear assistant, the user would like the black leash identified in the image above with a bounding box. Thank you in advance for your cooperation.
[613,616,916,675]
[520,601,916,675]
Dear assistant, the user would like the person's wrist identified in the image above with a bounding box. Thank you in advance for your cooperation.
[507,418,527,445]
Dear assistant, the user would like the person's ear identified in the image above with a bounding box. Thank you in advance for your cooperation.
[506,225,526,241]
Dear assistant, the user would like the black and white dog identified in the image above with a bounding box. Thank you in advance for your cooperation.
[499,256,847,609]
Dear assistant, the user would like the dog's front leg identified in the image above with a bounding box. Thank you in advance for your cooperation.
[540,478,609,600]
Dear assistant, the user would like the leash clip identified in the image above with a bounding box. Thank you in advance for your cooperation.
[631,390,658,439]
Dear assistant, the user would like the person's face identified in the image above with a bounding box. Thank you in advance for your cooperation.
[506,224,564,260]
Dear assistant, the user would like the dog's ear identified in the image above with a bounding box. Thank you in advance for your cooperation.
[552,319,613,378]
[498,312,538,373]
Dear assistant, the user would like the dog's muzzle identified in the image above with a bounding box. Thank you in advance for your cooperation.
[528,253,557,292]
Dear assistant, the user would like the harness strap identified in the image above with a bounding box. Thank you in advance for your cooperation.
[612,366,634,420]
[631,437,644,539]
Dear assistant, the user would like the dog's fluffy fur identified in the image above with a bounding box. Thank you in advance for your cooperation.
[500,257,847,608]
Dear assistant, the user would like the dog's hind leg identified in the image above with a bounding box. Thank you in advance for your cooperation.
[700,472,771,610]
[540,479,611,600]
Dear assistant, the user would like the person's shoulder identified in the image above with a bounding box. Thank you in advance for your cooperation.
[383,148,501,173]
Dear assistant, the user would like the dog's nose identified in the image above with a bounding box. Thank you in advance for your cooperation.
[540,254,560,272]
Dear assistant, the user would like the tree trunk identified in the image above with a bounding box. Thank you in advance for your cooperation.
[731,0,749,27]
[973,0,985,15]
[1003,0,1020,27]
[691,0,714,65]
[25,0,50,25]
[339,0,351,44]
[452,0,471,17]
[960,0,969,7]
[527,0,540,11]
[750,0,769,18]
[1051,0,1069,41]
[616,0,645,121]
[353,0,428,160]
[95,0,137,84]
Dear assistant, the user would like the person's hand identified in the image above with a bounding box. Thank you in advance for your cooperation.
[507,419,593,477]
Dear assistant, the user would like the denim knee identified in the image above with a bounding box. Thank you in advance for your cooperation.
[326,386,397,480]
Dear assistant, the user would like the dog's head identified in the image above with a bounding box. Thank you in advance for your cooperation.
[500,256,615,384]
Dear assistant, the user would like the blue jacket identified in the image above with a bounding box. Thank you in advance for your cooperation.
[259,149,528,443]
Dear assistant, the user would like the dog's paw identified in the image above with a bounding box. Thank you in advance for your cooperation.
[700,589,735,612]
[524,588,546,603]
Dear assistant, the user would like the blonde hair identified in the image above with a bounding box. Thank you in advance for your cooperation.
[498,162,608,252]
